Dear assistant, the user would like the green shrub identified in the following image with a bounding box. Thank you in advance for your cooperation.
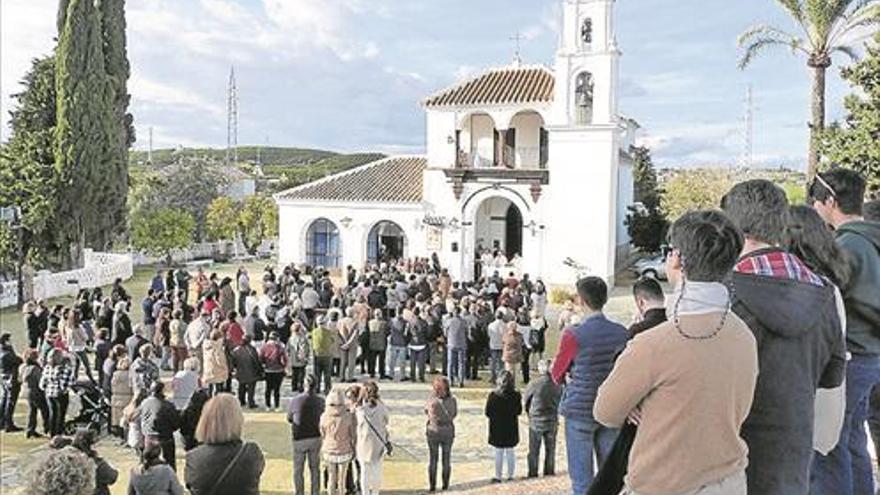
[549,287,576,305]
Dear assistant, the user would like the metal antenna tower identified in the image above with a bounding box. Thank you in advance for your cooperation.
[740,85,754,170]
[226,66,239,165]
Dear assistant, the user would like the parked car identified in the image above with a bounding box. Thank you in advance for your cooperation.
[633,254,667,280]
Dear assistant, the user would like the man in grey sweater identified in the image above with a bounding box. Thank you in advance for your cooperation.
[443,306,468,387]
[524,359,562,478]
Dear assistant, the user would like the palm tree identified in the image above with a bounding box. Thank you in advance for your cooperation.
[738,0,880,180]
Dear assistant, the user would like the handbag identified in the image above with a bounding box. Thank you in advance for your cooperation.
[587,422,637,495]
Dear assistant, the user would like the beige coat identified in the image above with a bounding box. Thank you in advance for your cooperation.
[502,327,524,364]
[320,402,357,456]
[202,339,229,384]
[356,402,389,462]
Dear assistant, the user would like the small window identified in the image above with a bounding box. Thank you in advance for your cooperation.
[581,18,593,45]
[575,72,594,125]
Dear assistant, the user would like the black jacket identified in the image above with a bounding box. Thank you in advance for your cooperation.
[628,308,667,336]
[729,260,846,495]
[836,220,880,355]
[139,396,180,440]
[406,318,430,346]
[185,440,265,495]
[0,345,22,382]
[485,389,522,448]
[231,345,263,384]
[287,391,325,440]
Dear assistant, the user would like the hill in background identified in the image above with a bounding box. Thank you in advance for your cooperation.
[130,147,386,193]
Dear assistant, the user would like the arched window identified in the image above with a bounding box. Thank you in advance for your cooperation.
[367,221,406,264]
[575,72,594,125]
[305,218,341,268]
[581,18,593,45]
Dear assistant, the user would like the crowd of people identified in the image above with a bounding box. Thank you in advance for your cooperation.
[5,168,880,495]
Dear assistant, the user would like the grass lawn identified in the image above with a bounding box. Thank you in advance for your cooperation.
[0,263,642,494]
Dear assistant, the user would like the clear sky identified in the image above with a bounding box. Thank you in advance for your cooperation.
[0,0,871,168]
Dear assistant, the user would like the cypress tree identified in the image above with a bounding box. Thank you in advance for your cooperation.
[54,0,115,267]
[56,0,70,36]
[99,0,133,247]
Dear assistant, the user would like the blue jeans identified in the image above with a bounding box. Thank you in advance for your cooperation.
[489,349,503,384]
[811,354,880,495]
[565,417,618,495]
[388,346,407,381]
[447,348,466,386]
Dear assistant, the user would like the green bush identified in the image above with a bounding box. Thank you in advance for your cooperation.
[549,287,576,305]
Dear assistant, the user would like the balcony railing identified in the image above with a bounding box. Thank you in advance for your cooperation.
[456,146,546,169]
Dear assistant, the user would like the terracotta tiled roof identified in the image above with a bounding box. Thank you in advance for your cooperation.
[275,156,427,203]
[424,65,554,108]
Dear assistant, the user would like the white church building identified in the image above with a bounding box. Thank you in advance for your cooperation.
[275,0,639,286]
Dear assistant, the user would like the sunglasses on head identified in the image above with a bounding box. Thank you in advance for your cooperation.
[810,174,837,203]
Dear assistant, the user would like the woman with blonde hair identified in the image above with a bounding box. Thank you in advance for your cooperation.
[202,330,229,397]
[356,381,390,495]
[425,376,457,492]
[184,394,265,495]
[320,387,357,495]
[110,356,133,437]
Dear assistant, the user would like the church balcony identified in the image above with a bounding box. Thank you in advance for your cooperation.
[443,166,549,203]
[454,146,547,169]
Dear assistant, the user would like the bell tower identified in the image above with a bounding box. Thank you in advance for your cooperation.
[552,0,620,127]
[543,0,624,285]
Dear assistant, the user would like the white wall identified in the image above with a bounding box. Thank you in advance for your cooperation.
[426,111,456,168]
[543,125,619,284]
[468,114,495,167]
[277,201,426,271]
[510,112,543,169]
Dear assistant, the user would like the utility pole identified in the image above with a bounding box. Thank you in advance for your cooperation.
[740,85,754,171]
[226,66,239,166]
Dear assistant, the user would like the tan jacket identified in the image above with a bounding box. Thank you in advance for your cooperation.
[110,369,133,408]
[594,314,758,495]
[320,404,356,456]
[502,328,524,364]
[202,339,229,384]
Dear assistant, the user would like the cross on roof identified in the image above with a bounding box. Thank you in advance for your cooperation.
[510,32,524,64]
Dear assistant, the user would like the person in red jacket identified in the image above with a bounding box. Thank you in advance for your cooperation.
[259,332,288,411]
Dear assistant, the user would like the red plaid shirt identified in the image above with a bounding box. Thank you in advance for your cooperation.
[734,249,824,287]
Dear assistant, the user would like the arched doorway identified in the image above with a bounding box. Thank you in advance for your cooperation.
[474,197,523,261]
[367,221,406,264]
[505,204,523,258]
[305,218,341,268]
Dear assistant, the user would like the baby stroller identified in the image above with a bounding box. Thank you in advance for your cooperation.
[64,380,112,435]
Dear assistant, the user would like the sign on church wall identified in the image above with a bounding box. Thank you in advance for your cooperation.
[426,227,443,252]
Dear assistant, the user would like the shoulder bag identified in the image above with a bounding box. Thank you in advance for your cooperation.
[209,441,250,495]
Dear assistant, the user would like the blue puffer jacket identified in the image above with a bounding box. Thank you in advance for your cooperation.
[559,314,629,421]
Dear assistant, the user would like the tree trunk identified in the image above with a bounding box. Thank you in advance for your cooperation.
[808,64,827,183]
